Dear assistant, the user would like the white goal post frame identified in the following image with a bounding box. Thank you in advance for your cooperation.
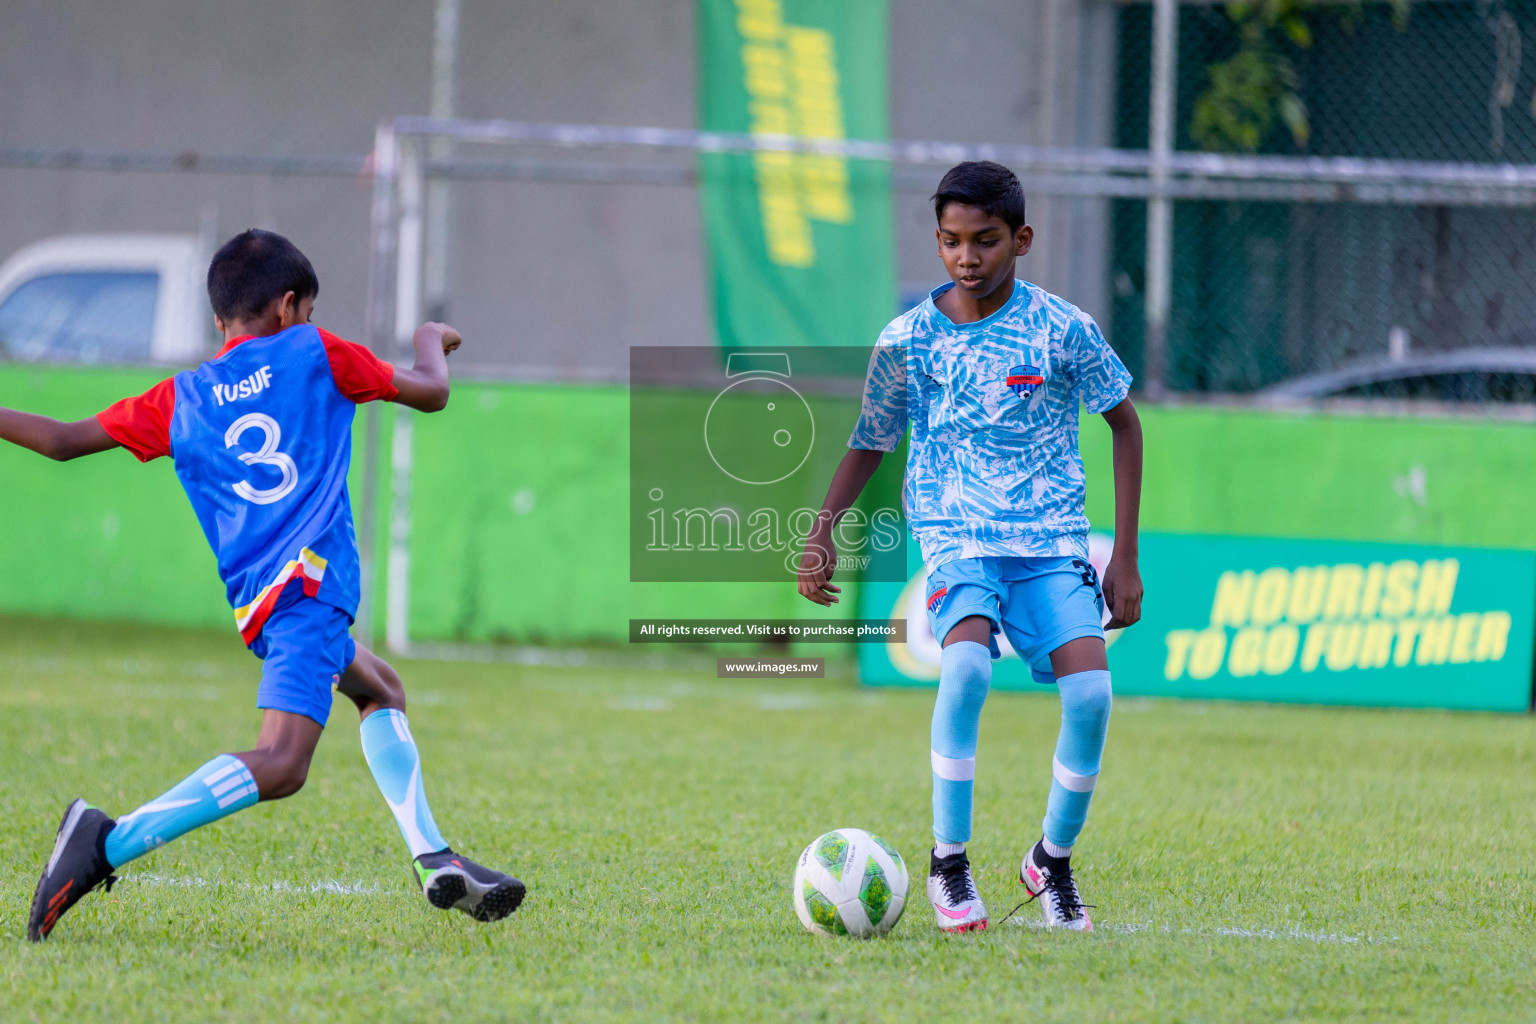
[357,114,1536,654]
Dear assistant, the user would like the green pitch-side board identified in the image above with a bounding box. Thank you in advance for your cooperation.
[697,0,896,349]
[0,367,229,628]
[3,363,1535,704]
[858,534,1536,712]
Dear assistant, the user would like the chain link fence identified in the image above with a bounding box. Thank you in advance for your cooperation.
[4,2,1536,406]
[1111,0,1536,402]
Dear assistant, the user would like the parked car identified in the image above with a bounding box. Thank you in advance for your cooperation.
[0,234,212,366]
[1256,348,1536,405]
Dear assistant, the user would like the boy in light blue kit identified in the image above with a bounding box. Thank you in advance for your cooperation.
[799,162,1144,932]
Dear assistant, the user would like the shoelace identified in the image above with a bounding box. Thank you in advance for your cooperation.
[937,862,978,906]
[997,864,1096,926]
[1039,867,1085,920]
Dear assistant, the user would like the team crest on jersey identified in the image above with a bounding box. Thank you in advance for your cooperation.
[1006,365,1044,398]
[927,585,948,612]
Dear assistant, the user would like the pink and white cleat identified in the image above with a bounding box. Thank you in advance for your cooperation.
[1019,839,1092,931]
[927,849,988,932]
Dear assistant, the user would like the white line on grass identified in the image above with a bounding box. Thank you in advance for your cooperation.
[754,694,824,710]
[1012,918,1395,945]
[608,696,673,711]
[106,684,229,702]
[126,874,1394,946]
[128,872,400,897]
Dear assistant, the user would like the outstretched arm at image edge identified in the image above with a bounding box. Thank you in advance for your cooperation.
[390,322,462,413]
[1100,397,1144,629]
[0,409,118,461]
[797,447,885,606]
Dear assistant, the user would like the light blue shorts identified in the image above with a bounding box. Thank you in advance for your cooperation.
[249,587,356,727]
[924,556,1105,684]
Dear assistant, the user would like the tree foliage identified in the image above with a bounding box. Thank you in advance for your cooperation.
[1190,0,1410,154]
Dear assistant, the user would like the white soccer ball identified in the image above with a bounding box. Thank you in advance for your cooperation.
[792,828,908,937]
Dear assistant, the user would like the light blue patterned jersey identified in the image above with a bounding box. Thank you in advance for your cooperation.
[848,279,1131,568]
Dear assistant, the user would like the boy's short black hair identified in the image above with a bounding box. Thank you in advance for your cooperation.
[207,229,319,323]
[931,161,1026,233]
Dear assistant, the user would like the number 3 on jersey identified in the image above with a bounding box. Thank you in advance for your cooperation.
[225,412,299,505]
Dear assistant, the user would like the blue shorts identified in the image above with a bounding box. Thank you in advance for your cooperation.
[248,587,356,727]
[924,556,1105,684]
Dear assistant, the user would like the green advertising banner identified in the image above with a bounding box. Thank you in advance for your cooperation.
[697,0,895,347]
[860,534,1536,712]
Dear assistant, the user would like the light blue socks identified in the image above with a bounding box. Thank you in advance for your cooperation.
[103,753,260,868]
[1042,669,1113,852]
[931,650,1111,854]
[359,708,447,858]
[930,641,992,845]
[101,711,449,870]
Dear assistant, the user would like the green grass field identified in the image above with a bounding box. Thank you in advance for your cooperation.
[2,616,1534,1022]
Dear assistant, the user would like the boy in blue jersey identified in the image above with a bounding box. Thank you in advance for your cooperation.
[6,230,523,941]
[799,162,1144,932]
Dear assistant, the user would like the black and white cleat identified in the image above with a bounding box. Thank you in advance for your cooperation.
[1019,839,1092,932]
[414,849,525,922]
[27,798,118,942]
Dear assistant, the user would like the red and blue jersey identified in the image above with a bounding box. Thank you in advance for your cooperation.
[97,325,397,645]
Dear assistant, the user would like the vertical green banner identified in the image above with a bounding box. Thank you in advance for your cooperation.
[698,0,895,347]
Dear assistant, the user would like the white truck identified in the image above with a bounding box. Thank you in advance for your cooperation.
[0,234,213,365]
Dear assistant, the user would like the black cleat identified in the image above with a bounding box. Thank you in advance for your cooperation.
[27,799,118,941]
[414,849,525,922]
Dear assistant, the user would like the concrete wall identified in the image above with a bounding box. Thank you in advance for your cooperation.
[0,0,1118,372]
